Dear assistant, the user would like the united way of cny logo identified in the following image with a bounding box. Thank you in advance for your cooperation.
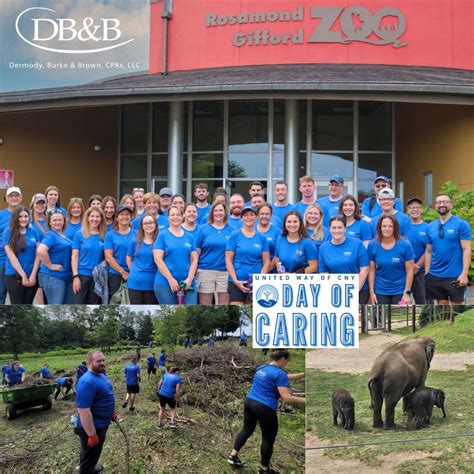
[15,7,134,54]
[256,285,279,308]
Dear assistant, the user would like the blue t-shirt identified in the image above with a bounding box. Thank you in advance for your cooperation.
[182,225,201,243]
[104,229,134,276]
[368,239,415,295]
[31,220,47,241]
[76,371,115,429]
[370,212,411,238]
[146,356,157,369]
[124,363,141,385]
[426,215,472,278]
[2,364,9,382]
[275,236,318,273]
[272,204,294,223]
[65,222,82,241]
[153,229,196,285]
[0,209,13,265]
[362,196,403,218]
[3,227,39,277]
[157,213,170,232]
[345,219,372,242]
[196,203,211,225]
[126,239,157,291]
[293,201,315,219]
[228,216,243,231]
[319,238,369,289]
[247,364,290,411]
[106,223,114,234]
[257,224,281,260]
[72,232,105,277]
[6,366,25,384]
[406,221,429,268]
[159,373,182,399]
[307,227,330,251]
[39,230,73,281]
[57,376,70,387]
[76,364,88,380]
[317,196,343,227]
[196,224,232,271]
[159,353,166,367]
[226,230,269,281]
[40,367,51,378]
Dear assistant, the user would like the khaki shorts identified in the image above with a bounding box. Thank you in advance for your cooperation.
[196,269,229,294]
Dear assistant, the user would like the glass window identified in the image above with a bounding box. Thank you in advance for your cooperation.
[121,104,148,153]
[121,155,147,180]
[273,100,285,149]
[120,180,147,199]
[311,153,353,179]
[425,172,433,207]
[193,101,224,151]
[152,154,167,177]
[298,100,308,152]
[357,152,392,202]
[359,102,392,151]
[312,101,353,150]
[229,101,268,149]
[228,152,268,178]
[192,153,223,179]
[152,103,169,153]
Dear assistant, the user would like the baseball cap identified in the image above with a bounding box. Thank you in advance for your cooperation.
[159,187,173,197]
[374,176,390,185]
[378,188,395,199]
[31,193,46,204]
[329,175,344,185]
[116,204,133,215]
[6,186,21,197]
[406,197,423,207]
[240,206,257,217]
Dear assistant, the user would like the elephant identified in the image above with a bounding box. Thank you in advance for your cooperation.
[332,389,355,430]
[403,387,446,429]
[368,336,435,429]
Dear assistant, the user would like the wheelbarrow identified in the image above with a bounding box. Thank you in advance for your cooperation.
[1,382,57,420]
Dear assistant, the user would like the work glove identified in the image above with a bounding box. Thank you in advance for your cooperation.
[87,434,99,447]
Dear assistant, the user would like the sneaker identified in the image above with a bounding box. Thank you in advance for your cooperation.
[169,422,177,429]
[129,406,135,411]
[228,455,244,467]
[157,424,164,429]
[257,468,277,474]
[122,401,128,408]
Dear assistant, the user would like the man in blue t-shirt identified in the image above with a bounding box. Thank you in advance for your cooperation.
[370,188,411,237]
[76,361,88,384]
[75,351,116,474]
[425,194,472,304]
[146,352,157,380]
[228,194,245,230]
[406,198,429,304]
[293,176,316,218]
[40,363,53,379]
[123,357,141,411]
[272,181,294,223]
[361,176,403,219]
[5,361,25,385]
[54,377,74,400]
[317,175,345,227]
[159,350,167,373]
[239,333,249,348]
[157,367,182,429]
[195,183,211,225]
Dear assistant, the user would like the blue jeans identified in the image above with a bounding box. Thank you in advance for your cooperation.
[0,264,6,305]
[39,273,73,304]
[154,283,198,305]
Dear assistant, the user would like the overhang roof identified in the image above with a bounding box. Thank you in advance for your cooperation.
[1,64,474,112]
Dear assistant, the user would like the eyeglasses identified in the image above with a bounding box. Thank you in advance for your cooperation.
[375,184,388,189]
[436,200,451,205]
[438,223,444,238]
[133,188,145,193]
[142,221,156,226]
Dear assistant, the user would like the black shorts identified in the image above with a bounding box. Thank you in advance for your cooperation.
[147,367,157,375]
[425,274,465,302]
[228,282,252,304]
[159,395,176,408]
[126,384,140,394]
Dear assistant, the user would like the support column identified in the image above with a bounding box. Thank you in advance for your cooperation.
[168,101,184,194]
[284,99,299,203]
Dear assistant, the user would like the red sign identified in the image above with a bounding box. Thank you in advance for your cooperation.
[0,170,14,189]
[150,0,474,73]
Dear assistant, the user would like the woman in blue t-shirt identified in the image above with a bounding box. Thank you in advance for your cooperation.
[228,350,305,473]
[274,211,318,274]
[104,205,134,302]
[3,206,40,304]
[30,193,48,240]
[126,214,158,304]
[339,195,372,246]
[225,207,270,306]
[182,203,200,240]
[368,215,415,305]
[65,197,85,240]
[157,367,182,429]
[196,201,232,305]
[44,185,67,218]
[304,204,330,251]
[37,211,73,304]
[71,207,106,304]
[153,205,198,304]
[101,196,117,233]
[256,204,281,273]
[319,216,370,304]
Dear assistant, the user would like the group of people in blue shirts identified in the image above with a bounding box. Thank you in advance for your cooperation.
[0,176,470,306]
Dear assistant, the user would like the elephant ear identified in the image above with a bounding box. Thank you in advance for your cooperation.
[425,342,436,369]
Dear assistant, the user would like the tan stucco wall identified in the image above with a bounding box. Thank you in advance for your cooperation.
[0,105,119,206]
[396,103,474,202]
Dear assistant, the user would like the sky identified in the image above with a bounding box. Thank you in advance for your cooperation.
[0,0,150,92]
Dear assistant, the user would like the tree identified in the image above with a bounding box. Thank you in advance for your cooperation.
[214,306,242,336]
[137,313,154,344]
[154,307,186,345]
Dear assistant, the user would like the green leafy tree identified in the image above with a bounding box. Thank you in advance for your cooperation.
[214,306,242,336]
[154,306,187,345]
[137,313,154,344]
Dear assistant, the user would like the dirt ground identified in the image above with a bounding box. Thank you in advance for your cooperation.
[306,332,474,373]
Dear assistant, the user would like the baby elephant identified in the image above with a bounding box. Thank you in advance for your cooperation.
[332,389,355,430]
[403,387,446,429]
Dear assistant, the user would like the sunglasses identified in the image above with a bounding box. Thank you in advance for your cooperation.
[133,188,145,193]
[70,197,83,202]
[438,223,444,239]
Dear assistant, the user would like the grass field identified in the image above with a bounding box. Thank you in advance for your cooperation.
[306,310,474,472]
[0,342,305,473]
